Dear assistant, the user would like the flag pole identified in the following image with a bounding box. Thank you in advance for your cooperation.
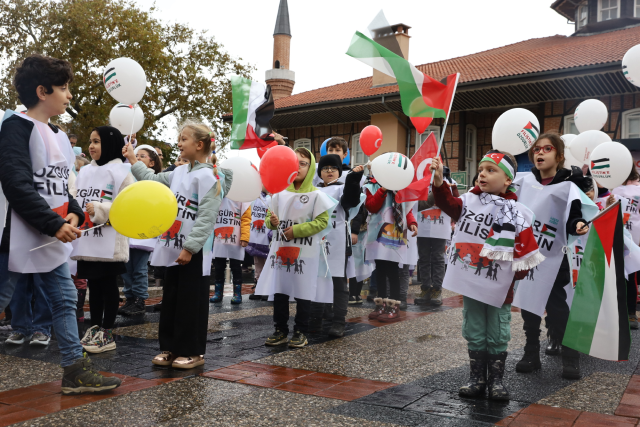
[430,73,460,185]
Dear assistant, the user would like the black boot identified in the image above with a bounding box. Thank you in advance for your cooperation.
[308,318,323,334]
[545,328,561,355]
[561,346,581,380]
[328,322,345,337]
[76,289,87,320]
[515,345,541,373]
[487,352,510,401]
[458,350,487,398]
[249,279,262,300]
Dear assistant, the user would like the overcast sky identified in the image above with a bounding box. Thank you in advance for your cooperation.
[133,0,574,163]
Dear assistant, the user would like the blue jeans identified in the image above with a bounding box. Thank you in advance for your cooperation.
[121,249,150,300]
[10,274,52,336]
[0,253,83,367]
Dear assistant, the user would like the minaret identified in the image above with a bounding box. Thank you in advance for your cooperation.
[265,0,295,100]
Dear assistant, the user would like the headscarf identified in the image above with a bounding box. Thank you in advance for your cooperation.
[286,147,317,193]
[93,126,126,166]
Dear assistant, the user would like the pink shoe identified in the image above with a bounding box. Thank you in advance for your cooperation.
[368,298,386,319]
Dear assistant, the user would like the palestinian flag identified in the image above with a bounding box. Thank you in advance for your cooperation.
[563,201,631,361]
[541,224,557,238]
[346,31,459,119]
[186,199,198,212]
[52,202,69,218]
[230,76,275,149]
[591,158,610,170]
[100,190,113,201]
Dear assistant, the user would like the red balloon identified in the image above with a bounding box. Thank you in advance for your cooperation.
[410,117,433,135]
[257,140,278,159]
[259,145,298,194]
[360,125,383,156]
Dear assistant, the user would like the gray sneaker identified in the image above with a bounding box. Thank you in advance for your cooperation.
[62,354,122,395]
[30,332,51,346]
[6,332,28,344]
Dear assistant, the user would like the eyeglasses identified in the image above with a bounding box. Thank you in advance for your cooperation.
[136,154,149,159]
[532,145,556,154]
[298,161,310,168]
[321,166,339,172]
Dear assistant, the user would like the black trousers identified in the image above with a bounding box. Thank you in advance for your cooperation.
[213,257,242,285]
[159,250,210,356]
[628,272,639,316]
[375,260,401,300]
[349,277,363,297]
[310,277,349,325]
[522,256,571,345]
[273,293,310,334]
[87,276,119,329]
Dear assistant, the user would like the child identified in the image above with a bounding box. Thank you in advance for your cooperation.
[246,188,271,301]
[210,196,251,304]
[123,120,227,369]
[312,137,352,187]
[0,54,120,394]
[71,126,134,353]
[512,133,589,380]
[348,205,369,304]
[256,147,336,348]
[432,151,543,401]
[119,145,163,316]
[310,154,364,337]
[364,161,419,322]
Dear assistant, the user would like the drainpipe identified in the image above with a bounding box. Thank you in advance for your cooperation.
[381,95,412,157]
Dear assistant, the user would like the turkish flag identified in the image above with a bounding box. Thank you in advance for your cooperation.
[395,132,440,203]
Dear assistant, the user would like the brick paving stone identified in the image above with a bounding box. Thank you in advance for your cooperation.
[574,411,639,426]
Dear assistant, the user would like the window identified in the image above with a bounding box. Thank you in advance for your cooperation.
[293,138,311,151]
[351,133,368,166]
[275,60,280,69]
[465,125,477,189]
[622,109,640,138]
[576,2,588,29]
[636,0,640,17]
[564,115,579,135]
[598,0,619,21]
[416,125,441,148]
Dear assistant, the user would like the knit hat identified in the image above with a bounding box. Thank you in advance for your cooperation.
[317,154,343,179]
[93,126,126,166]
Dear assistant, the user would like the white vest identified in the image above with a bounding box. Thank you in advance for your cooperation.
[5,115,75,273]
[318,185,351,277]
[442,193,520,307]
[612,186,640,245]
[70,162,130,259]
[212,198,250,261]
[364,183,410,264]
[255,189,337,302]
[150,164,217,275]
[248,194,271,248]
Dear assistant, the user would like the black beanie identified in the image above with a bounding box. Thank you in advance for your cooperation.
[317,154,343,179]
[93,126,126,166]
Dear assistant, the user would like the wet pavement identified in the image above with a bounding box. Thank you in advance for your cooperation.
[0,278,639,426]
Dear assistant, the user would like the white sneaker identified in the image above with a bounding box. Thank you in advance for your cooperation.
[83,330,116,353]
[30,332,51,346]
[5,332,29,344]
[80,325,100,345]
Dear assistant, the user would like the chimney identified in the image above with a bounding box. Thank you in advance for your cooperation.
[371,23,411,87]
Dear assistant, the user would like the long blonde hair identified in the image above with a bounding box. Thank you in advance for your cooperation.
[177,119,221,196]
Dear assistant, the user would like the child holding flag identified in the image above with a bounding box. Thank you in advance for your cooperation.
[432,151,543,401]
[512,133,590,380]
[209,196,251,304]
[309,154,364,337]
[256,147,336,348]
[123,120,228,369]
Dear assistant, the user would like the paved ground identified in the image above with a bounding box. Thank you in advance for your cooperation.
[0,275,639,426]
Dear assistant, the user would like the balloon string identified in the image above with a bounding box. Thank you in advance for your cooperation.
[29,223,107,251]
[128,104,137,146]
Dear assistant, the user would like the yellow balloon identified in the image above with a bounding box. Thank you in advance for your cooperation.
[110,181,178,239]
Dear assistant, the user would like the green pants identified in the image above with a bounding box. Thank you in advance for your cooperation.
[462,296,511,354]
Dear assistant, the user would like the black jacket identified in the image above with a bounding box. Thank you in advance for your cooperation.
[0,115,84,252]
[531,166,585,238]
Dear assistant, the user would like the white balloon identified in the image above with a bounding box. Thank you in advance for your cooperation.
[589,141,633,189]
[109,104,144,135]
[561,134,577,145]
[569,130,611,165]
[219,157,262,202]
[103,58,147,105]
[563,148,584,171]
[491,108,540,155]
[371,152,414,191]
[623,44,640,88]
[574,99,608,133]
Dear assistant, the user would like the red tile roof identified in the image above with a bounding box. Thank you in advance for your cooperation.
[275,25,640,110]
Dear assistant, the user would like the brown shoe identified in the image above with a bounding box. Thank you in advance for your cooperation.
[152,351,176,366]
[368,298,386,319]
[172,355,205,369]
[378,300,400,322]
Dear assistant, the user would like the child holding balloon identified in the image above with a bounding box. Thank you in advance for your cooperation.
[123,120,228,369]
[71,126,135,353]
